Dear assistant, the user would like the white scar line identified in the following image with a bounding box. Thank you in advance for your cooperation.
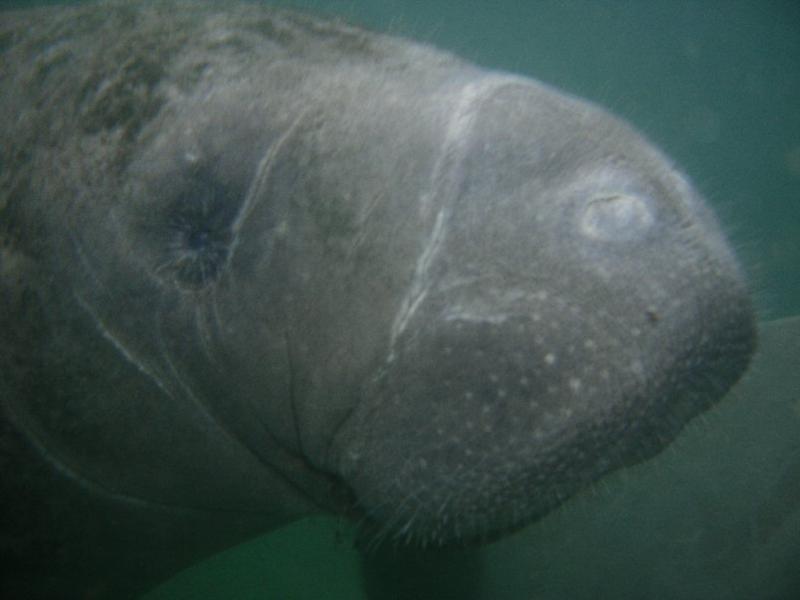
[389,208,444,357]
[74,293,171,396]
[389,75,522,357]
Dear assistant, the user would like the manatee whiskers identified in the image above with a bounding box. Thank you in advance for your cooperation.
[354,443,531,548]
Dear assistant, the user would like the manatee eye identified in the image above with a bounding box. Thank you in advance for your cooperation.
[579,192,654,242]
[156,177,239,291]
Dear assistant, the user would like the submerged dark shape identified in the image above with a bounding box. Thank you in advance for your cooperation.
[0,1,755,598]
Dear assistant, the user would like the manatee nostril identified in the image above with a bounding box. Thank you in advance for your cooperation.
[579,193,654,241]
[186,226,211,251]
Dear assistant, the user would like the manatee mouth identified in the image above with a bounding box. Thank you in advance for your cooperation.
[330,287,756,547]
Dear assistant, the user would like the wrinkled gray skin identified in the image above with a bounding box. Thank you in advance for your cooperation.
[0,1,755,598]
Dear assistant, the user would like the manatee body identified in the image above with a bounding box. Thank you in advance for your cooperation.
[0,1,755,598]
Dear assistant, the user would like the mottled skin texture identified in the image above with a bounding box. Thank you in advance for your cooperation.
[0,1,755,598]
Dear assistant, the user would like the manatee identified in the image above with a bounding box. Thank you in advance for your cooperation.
[0,1,756,598]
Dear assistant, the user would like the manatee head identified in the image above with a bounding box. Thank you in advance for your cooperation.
[86,53,753,547]
[0,5,760,598]
[319,80,756,545]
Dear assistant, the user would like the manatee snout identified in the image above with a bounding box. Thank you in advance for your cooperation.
[330,85,756,545]
[335,277,754,546]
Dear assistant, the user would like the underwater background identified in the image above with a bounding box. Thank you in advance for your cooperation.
[2,1,798,598]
